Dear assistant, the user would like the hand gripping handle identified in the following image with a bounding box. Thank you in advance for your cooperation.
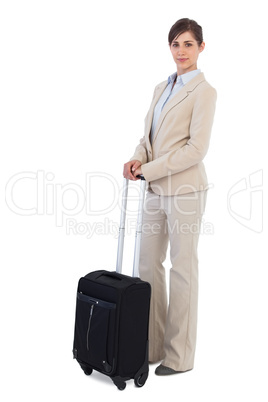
[116,176,146,277]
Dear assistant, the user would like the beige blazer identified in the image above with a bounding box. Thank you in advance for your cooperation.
[130,72,217,195]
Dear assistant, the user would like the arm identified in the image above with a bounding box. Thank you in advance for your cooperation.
[123,136,148,180]
[141,86,217,181]
[129,136,148,165]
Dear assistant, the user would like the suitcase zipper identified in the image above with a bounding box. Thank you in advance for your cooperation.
[86,304,94,351]
[77,292,115,310]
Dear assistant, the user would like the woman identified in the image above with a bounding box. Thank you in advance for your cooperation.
[123,18,217,376]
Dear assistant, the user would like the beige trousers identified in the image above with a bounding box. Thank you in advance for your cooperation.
[139,190,207,372]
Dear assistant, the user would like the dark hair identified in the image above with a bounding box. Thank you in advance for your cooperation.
[168,18,203,46]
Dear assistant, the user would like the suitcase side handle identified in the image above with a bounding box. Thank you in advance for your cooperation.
[116,177,146,277]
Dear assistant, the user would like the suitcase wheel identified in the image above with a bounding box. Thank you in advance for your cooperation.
[112,378,126,391]
[134,372,148,388]
[117,382,126,391]
[83,367,93,376]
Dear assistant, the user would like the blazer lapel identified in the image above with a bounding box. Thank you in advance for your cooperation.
[145,81,167,139]
[152,87,188,143]
[151,73,206,144]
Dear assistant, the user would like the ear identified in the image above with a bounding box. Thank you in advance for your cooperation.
[199,41,205,53]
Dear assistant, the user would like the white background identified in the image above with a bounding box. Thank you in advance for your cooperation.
[1,0,267,400]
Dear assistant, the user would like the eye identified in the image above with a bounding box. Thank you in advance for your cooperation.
[185,43,193,47]
[172,43,178,47]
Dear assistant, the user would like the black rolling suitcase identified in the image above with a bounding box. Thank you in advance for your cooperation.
[73,176,151,390]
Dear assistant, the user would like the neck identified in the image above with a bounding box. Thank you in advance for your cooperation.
[177,65,197,76]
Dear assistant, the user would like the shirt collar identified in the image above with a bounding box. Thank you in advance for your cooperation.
[168,69,201,86]
[168,72,177,85]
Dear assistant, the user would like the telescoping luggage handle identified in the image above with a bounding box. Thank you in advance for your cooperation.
[116,175,146,277]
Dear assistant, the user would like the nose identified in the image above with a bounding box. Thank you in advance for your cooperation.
[178,47,185,56]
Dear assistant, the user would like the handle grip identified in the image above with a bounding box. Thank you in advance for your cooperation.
[136,174,145,180]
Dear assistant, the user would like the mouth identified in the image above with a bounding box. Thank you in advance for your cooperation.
[178,58,188,62]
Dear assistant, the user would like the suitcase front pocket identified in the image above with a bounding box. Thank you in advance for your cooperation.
[74,292,116,373]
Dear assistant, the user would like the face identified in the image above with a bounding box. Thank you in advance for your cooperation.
[169,31,205,75]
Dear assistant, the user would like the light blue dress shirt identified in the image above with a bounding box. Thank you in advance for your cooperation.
[150,69,201,143]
